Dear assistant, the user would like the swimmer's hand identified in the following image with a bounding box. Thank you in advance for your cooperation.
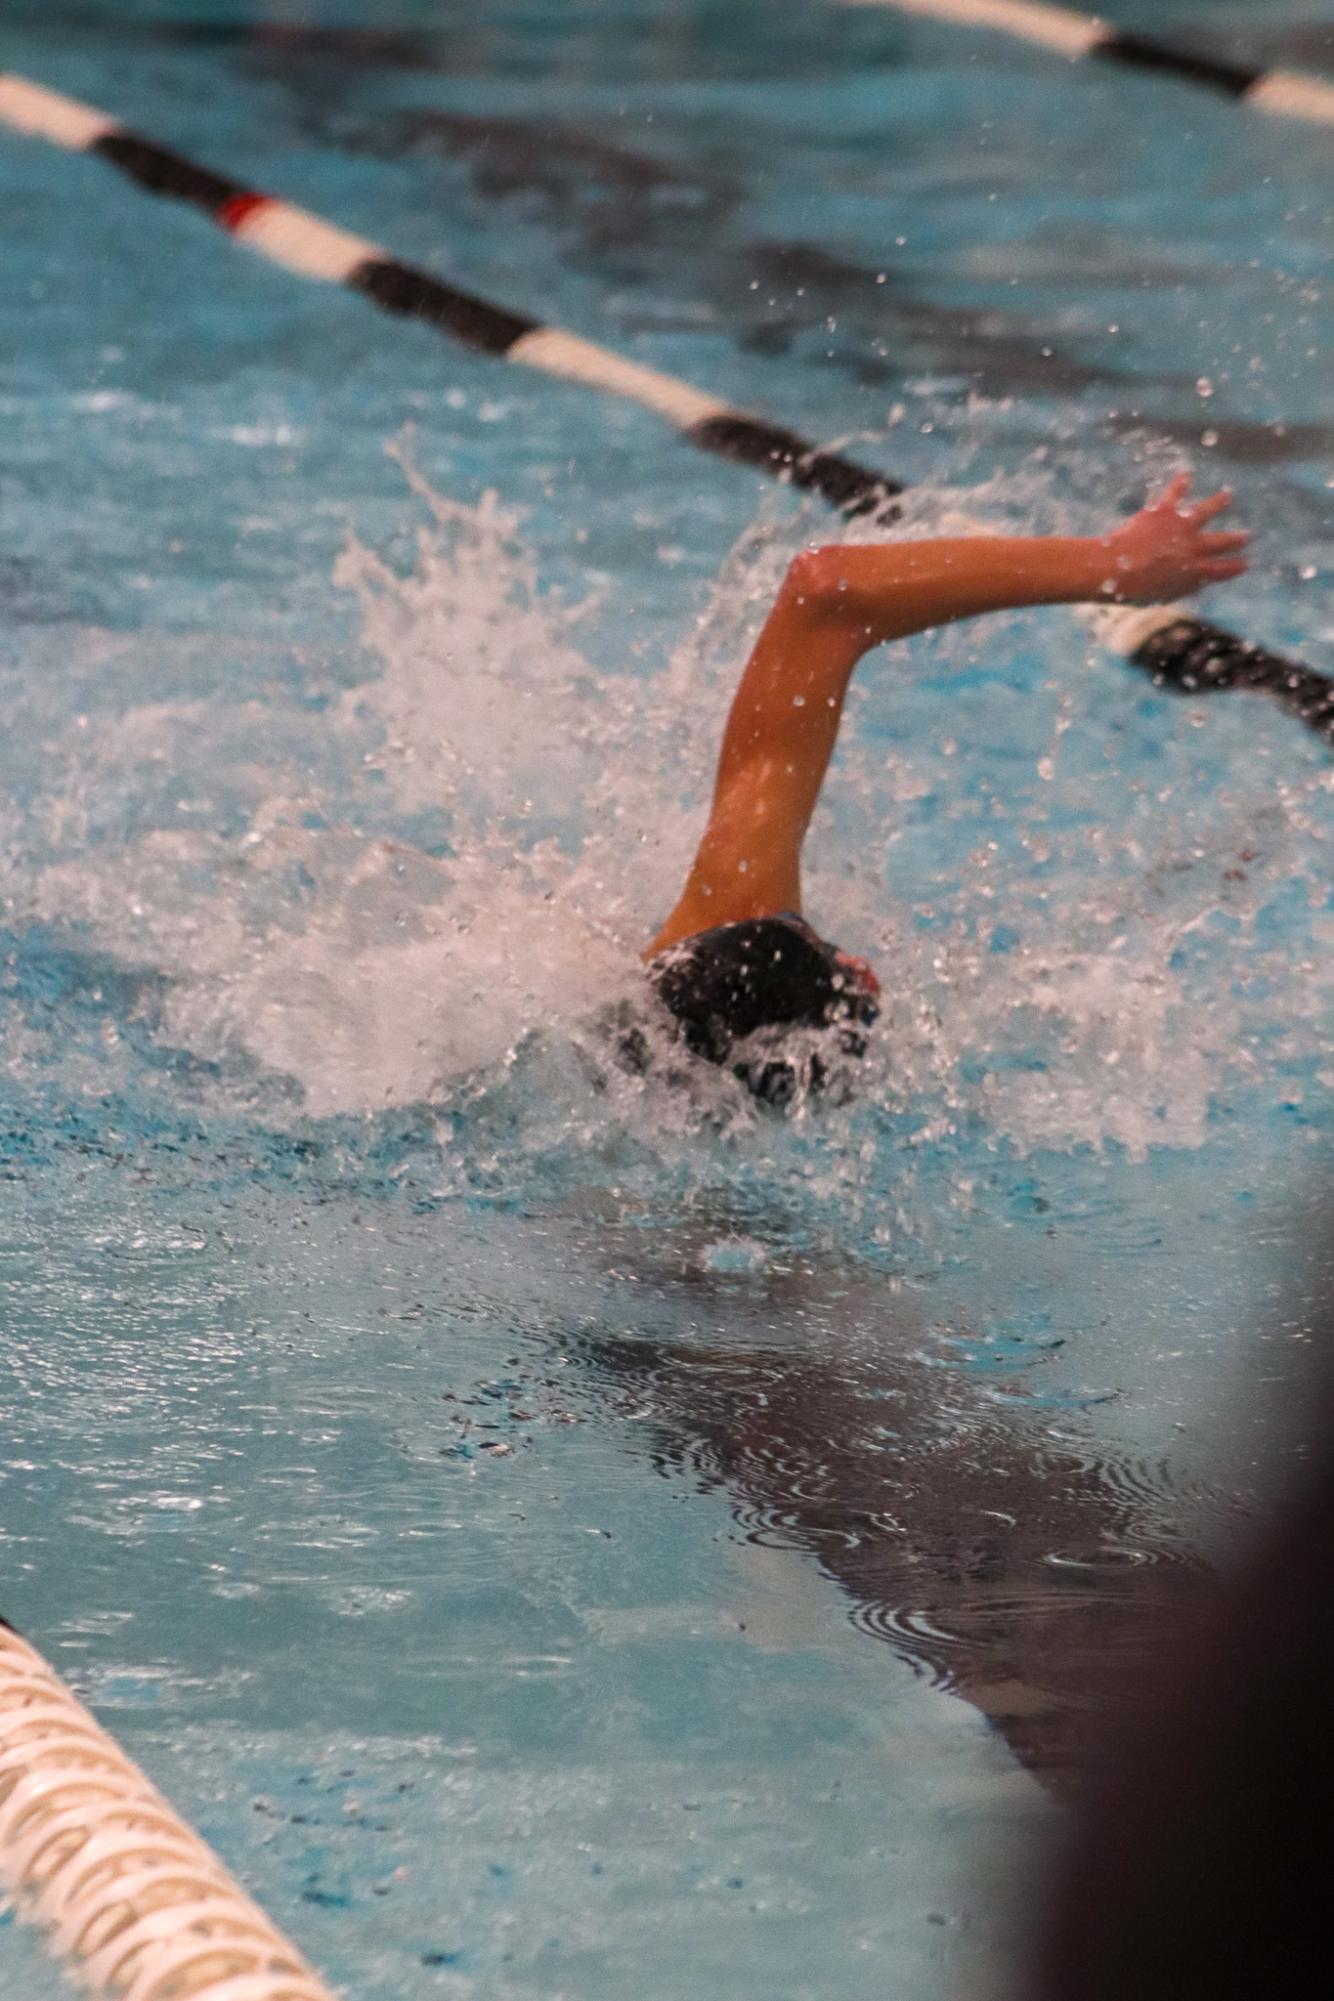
[1098,473,1249,604]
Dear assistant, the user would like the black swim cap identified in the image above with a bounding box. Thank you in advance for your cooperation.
[644,916,879,1101]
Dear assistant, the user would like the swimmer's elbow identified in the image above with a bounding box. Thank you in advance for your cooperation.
[783,550,893,645]
[780,552,900,670]
[783,548,850,617]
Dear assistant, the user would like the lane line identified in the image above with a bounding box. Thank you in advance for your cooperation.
[0,1618,338,2001]
[839,0,1334,125]
[0,70,118,145]
[1,68,1329,741]
[845,0,1100,61]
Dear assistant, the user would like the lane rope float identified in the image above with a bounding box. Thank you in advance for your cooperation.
[0,1617,339,2001]
[22,72,894,521]
[1,67,1330,745]
[838,0,1334,126]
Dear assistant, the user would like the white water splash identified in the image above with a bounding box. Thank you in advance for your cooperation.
[17,450,715,1117]
[14,445,1334,1161]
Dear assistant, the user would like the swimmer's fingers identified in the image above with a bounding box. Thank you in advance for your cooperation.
[1155,470,1193,512]
[1200,529,1250,553]
[1186,488,1235,526]
[1199,558,1248,582]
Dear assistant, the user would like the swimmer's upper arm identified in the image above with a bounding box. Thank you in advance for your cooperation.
[645,569,865,954]
[646,529,1151,958]
[649,484,1248,954]
[646,535,1062,955]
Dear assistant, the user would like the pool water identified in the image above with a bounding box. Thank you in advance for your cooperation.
[2,2,1333,1997]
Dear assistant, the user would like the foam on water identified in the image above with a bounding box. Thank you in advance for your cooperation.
[11,439,1334,1196]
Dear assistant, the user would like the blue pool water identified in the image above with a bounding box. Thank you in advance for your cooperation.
[2,2,1333,1996]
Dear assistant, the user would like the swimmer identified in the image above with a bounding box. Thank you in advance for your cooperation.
[642,472,1248,1098]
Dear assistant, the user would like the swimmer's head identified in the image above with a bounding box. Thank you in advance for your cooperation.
[643,915,880,1103]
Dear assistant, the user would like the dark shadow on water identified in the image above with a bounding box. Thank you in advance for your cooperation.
[355,111,1151,402]
[559,1212,1239,1798]
[31,13,1311,463]
[296,106,1310,464]
[1103,410,1334,465]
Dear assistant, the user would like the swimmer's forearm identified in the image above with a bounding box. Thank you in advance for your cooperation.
[791,535,1122,647]
[702,535,1107,822]
[794,480,1247,646]
[650,479,1246,956]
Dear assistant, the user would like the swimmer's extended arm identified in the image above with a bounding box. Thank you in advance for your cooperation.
[648,475,1247,955]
